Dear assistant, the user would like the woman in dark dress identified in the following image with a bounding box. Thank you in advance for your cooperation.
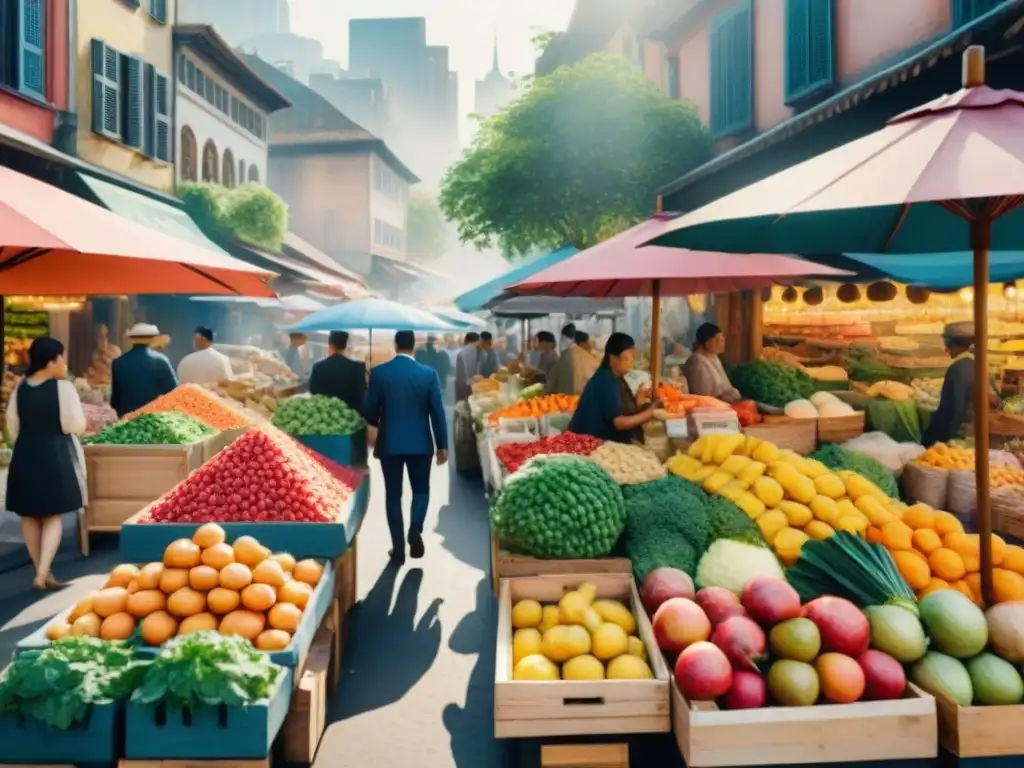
[568,333,660,444]
[6,337,86,590]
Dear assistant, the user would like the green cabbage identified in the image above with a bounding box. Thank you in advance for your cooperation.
[622,477,711,581]
[696,539,785,595]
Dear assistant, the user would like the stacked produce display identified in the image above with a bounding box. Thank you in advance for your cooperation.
[270,394,365,436]
[487,394,579,426]
[494,432,602,473]
[126,383,254,430]
[82,411,215,445]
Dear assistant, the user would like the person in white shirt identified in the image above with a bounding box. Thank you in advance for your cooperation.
[177,326,233,385]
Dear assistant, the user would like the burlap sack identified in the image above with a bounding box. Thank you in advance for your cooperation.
[945,470,977,530]
[900,461,949,510]
[992,486,1024,537]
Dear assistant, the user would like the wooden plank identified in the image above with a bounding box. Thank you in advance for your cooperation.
[490,533,632,597]
[935,687,1024,757]
[283,624,334,764]
[541,743,629,768]
[494,574,670,739]
[117,760,269,768]
[672,680,937,767]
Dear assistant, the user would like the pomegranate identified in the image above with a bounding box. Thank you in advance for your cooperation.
[674,641,733,701]
[857,650,907,701]
[741,576,801,626]
[802,596,870,656]
[711,616,766,672]
[721,669,767,709]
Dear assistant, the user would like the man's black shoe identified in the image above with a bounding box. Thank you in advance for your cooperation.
[408,530,425,559]
[388,549,406,566]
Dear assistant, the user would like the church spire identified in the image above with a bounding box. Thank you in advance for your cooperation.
[491,31,500,74]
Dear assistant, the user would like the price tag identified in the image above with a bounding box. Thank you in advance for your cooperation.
[690,411,741,437]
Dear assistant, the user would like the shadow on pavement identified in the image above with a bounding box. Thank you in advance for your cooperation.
[443,576,506,768]
[330,565,442,721]
[435,468,489,572]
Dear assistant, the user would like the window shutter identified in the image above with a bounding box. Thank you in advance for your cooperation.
[785,0,810,99]
[709,15,726,134]
[125,56,144,148]
[143,63,155,155]
[149,0,167,23]
[807,0,833,91]
[91,39,121,138]
[18,0,45,99]
[155,70,172,162]
[785,0,833,104]
[729,0,753,135]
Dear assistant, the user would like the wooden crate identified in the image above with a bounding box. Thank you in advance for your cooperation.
[118,761,268,768]
[540,743,629,767]
[490,532,632,596]
[672,680,937,767]
[283,624,334,764]
[495,573,671,739]
[742,419,816,455]
[935,688,1024,757]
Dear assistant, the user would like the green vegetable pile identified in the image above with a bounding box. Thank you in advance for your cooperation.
[519,383,544,400]
[706,495,767,547]
[82,412,214,445]
[0,637,146,729]
[270,394,364,436]
[132,632,282,709]
[729,360,815,407]
[491,454,626,559]
[622,476,711,582]
[811,443,900,499]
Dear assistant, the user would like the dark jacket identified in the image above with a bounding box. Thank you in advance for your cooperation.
[308,353,367,417]
[922,354,974,447]
[110,344,178,416]
[415,344,452,389]
[366,354,447,457]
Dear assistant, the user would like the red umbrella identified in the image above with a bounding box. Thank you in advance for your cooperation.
[647,47,1018,604]
[509,213,851,386]
[0,166,274,297]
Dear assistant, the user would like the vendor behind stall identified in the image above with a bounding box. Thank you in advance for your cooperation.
[569,333,660,444]
[110,323,178,417]
[683,323,742,403]
[922,322,987,447]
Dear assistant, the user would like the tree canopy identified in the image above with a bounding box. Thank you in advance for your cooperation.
[440,53,713,258]
[406,191,447,262]
[179,183,288,252]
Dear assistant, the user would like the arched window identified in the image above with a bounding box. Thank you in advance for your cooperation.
[179,126,197,182]
[201,139,219,183]
[222,149,236,188]
[248,165,259,183]
[238,159,245,184]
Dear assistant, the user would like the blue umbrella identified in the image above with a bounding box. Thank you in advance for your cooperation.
[285,297,457,333]
[426,305,487,328]
[453,245,579,312]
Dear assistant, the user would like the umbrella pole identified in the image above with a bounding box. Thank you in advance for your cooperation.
[973,221,993,606]
[369,328,373,369]
[650,279,662,392]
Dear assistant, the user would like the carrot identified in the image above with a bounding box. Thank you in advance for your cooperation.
[126,384,253,430]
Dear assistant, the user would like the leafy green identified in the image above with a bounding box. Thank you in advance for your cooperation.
[132,632,282,709]
[706,496,767,547]
[270,394,364,436]
[622,477,710,581]
[490,454,626,559]
[810,443,900,499]
[179,183,287,252]
[0,637,147,730]
[82,411,214,445]
[729,360,815,407]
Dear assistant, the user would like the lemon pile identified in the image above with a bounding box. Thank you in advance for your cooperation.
[511,582,655,681]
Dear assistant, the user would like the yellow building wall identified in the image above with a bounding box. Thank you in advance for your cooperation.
[76,0,175,189]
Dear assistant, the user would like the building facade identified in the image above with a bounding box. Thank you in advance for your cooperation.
[173,25,290,188]
[0,0,72,148]
[475,38,515,118]
[177,0,289,46]
[309,73,389,137]
[76,0,176,189]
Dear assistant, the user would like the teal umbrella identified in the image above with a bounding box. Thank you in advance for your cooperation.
[453,246,578,312]
[647,47,1024,605]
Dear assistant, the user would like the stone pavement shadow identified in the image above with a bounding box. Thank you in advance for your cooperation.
[435,466,489,572]
[329,565,442,720]
[443,576,507,768]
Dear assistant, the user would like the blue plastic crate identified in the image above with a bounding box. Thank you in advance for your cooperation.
[17,561,336,669]
[295,430,368,467]
[125,667,293,760]
[118,474,370,561]
[0,700,120,763]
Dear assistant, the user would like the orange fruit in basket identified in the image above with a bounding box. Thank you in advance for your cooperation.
[293,560,323,587]
[278,580,312,609]
[71,613,101,637]
[46,623,72,641]
[241,583,277,612]
[136,562,164,590]
[207,587,241,614]
[127,589,167,618]
[105,564,139,589]
[100,612,136,641]
[164,539,201,569]
[268,603,302,632]
[220,609,265,640]
[178,612,219,635]
[91,587,128,618]
[255,629,292,651]
[193,523,226,549]
[233,536,266,568]
[252,560,286,587]
[167,587,207,617]
[201,542,235,570]
[189,565,220,591]
[220,563,252,590]
[141,611,178,645]
[269,553,296,572]
[159,568,190,594]
[68,593,96,623]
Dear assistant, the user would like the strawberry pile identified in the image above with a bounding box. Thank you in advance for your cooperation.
[143,428,353,524]
[495,432,604,474]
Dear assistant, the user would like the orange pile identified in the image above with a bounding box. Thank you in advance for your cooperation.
[487,394,578,426]
[867,503,1024,605]
[47,524,323,651]
[126,384,253,430]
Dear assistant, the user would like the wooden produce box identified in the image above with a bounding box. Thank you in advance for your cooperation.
[935,689,1024,757]
[672,681,937,767]
[743,418,816,455]
[816,411,866,444]
[490,532,632,596]
[495,573,671,739]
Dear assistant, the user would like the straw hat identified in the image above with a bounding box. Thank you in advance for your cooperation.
[126,322,160,339]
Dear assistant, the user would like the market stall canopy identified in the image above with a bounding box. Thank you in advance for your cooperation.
[285,297,457,333]
[0,167,275,296]
[425,305,488,328]
[190,294,327,312]
[484,293,624,317]
[831,250,1024,290]
[453,245,579,312]
[511,214,853,297]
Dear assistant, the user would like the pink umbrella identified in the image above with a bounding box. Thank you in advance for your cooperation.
[509,213,851,386]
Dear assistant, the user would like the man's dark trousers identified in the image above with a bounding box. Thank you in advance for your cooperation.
[380,454,432,557]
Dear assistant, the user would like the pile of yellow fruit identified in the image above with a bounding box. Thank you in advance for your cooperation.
[666,434,906,566]
[915,442,974,471]
[47,524,323,651]
[510,582,654,681]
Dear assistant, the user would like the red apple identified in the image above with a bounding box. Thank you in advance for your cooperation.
[641,568,695,615]
[695,587,748,625]
[653,597,711,654]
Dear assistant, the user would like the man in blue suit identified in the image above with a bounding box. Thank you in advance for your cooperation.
[365,330,449,565]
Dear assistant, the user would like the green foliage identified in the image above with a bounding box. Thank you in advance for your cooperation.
[178,183,288,252]
[440,53,713,258]
[706,495,767,547]
[622,476,711,580]
[407,192,447,262]
[729,359,816,407]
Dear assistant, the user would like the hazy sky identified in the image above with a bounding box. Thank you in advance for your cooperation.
[289,0,575,143]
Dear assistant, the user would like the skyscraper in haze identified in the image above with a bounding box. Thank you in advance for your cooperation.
[475,36,514,119]
[178,0,290,44]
